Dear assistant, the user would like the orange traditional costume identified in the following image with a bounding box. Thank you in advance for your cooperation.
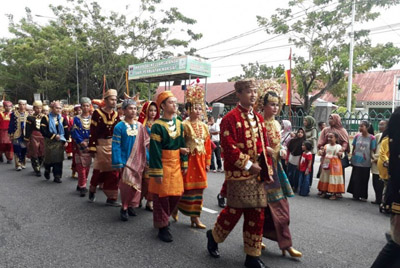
[177,83,212,220]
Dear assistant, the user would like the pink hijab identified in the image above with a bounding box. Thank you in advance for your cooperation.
[318,114,350,152]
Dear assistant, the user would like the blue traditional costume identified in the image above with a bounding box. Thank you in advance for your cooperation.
[112,99,149,221]
[71,97,92,195]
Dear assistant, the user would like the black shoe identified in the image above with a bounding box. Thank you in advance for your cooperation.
[35,171,41,177]
[53,177,62,183]
[217,194,226,208]
[44,171,50,180]
[206,230,220,258]
[76,185,80,191]
[6,160,12,164]
[127,207,137,216]
[0,155,3,162]
[88,192,96,203]
[120,209,129,221]
[80,188,88,197]
[158,226,173,242]
[106,199,121,207]
[244,255,267,268]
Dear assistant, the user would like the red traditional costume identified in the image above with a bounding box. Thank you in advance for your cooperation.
[25,101,45,176]
[88,89,121,203]
[211,99,273,257]
[0,102,13,162]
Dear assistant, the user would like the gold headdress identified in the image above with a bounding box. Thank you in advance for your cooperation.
[256,79,282,112]
[185,81,205,114]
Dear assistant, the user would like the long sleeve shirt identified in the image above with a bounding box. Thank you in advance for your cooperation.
[40,115,70,141]
[71,115,91,145]
[89,108,120,152]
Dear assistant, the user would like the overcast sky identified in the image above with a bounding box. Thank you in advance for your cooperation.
[1,0,400,83]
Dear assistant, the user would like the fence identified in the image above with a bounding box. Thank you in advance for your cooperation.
[277,109,393,135]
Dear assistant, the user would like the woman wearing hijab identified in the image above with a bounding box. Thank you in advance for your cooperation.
[303,116,318,185]
[318,114,350,197]
[280,120,292,173]
[287,128,306,191]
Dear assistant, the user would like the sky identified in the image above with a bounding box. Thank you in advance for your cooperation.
[1,0,400,83]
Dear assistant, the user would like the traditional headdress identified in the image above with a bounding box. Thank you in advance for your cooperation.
[42,105,50,111]
[122,99,136,110]
[116,103,123,109]
[18,99,27,105]
[185,79,206,114]
[33,100,43,107]
[80,97,91,105]
[256,79,282,112]
[3,101,12,107]
[50,100,62,109]
[26,104,33,110]
[104,89,118,99]
[234,78,257,93]
[156,91,175,110]
[138,101,160,126]
[74,104,81,111]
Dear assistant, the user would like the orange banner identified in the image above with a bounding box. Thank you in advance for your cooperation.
[285,69,291,106]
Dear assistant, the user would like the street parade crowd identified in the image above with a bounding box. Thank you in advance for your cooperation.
[0,79,399,267]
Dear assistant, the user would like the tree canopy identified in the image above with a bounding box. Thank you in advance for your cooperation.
[0,0,202,103]
[232,0,400,112]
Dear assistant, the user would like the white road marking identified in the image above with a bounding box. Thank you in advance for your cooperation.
[202,207,218,214]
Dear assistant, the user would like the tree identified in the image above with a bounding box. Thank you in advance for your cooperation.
[0,0,202,102]
[228,63,285,82]
[236,0,400,112]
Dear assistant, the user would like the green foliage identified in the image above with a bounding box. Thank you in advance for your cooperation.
[249,0,400,112]
[229,63,285,82]
[0,0,201,102]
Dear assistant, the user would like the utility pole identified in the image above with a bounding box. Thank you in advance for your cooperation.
[76,50,79,102]
[347,0,356,112]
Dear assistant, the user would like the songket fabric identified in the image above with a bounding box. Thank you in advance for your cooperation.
[25,114,45,173]
[71,115,92,188]
[211,105,273,257]
[40,114,69,178]
[8,110,28,167]
[148,118,188,228]
[318,144,345,193]
[112,120,149,210]
[262,117,295,250]
[177,120,211,217]
[0,111,13,160]
[89,108,120,200]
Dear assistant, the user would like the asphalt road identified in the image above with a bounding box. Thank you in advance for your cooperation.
[0,158,389,268]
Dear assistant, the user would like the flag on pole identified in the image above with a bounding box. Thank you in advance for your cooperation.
[125,71,129,95]
[103,75,106,98]
[285,70,291,106]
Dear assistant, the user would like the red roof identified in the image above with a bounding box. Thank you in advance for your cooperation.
[321,69,400,103]
[156,81,302,105]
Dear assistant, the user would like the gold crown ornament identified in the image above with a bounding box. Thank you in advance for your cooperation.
[185,79,205,114]
[256,79,282,112]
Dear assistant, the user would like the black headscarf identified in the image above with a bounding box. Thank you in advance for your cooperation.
[288,128,306,156]
[386,107,400,207]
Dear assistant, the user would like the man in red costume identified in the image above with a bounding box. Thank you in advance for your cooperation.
[0,101,13,163]
[206,79,273,268]
[88,89,121,206]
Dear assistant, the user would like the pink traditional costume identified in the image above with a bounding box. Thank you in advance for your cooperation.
[138,101,160,210]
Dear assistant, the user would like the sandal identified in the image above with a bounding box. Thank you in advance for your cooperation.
[329,195,337,200]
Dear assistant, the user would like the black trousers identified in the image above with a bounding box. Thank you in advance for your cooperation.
[372,174,384,203]
[44,162,63,178]
[210,141,222,170]
[371,239,400,268]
